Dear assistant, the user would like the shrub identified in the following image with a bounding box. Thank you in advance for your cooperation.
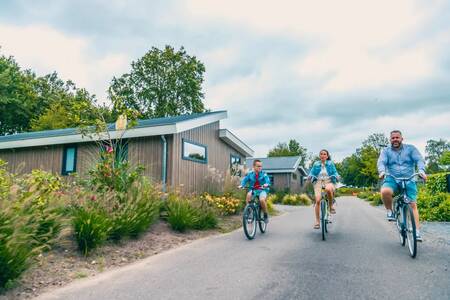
[108,180,161,240]
[0,159,12,200]
[266,197,278,215]
[0,210,41,289]
[367,193,382,206]
[417,190,450,221]
[202,193,241,215]
[357,191,371,199]
[192,207,218,230]
[267,194,280,204]
[426,173,449,194]
[166,195,199,232]
[72,205,112,256]
[282,194,312,206]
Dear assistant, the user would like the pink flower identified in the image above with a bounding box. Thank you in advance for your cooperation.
[106,146,113,153]
[90,195,97,201]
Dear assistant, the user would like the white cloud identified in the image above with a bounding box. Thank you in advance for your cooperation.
[0,23,129,102]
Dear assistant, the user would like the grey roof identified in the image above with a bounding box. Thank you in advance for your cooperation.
[0,111,226,143]
[246,156,307,175]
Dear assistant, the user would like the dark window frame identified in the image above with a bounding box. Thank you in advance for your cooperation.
[61,144,77,175]
[182,138,208,164]
[230,154,242,166]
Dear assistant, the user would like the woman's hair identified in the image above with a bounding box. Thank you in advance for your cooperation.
[319,149,331,160]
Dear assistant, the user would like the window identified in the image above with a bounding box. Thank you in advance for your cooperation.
[292,173,297,180]
[268,174,274,186]
[101,140,128,163]
[182,139,207,163]
[62,145,77,175]
[230,154,242,176]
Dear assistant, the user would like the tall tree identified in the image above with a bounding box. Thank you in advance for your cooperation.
[362,133,389,151]
[425,139,450,173]
[109,45,206,118]
[267,139,308,165]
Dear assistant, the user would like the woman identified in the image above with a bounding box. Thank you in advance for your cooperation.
[308,149,340,229]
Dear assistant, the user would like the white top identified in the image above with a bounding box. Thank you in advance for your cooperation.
[319,163,328,179]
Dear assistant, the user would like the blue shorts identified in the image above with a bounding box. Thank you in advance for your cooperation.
[382,177,418,201]
[251,190,267,199]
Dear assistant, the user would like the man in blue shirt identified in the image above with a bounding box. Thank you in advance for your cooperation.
[377,130,427,241]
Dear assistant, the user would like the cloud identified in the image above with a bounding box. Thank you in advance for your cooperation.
[0,23,129,102]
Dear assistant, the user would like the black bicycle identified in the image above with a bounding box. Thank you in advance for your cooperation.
[242,189,267,240]
[310,175,337,240]
[386,173,420,258]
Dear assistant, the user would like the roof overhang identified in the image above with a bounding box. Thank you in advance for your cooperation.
[0,111,228,150]
[265,166,307,175]
[219,129,254,157]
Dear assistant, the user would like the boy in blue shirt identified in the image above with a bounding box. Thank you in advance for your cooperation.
[239,159,271,223]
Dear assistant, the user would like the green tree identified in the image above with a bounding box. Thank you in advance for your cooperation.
[362,133,389,151]
[0,53,110,134]
[425,139,450,174]
[439,151,450,166]
[268,139,308,165]
[109,45,206,119]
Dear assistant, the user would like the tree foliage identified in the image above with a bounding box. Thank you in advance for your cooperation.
[425,139,450,174]
[267,139,308,166]
[109,45,206,119]
[0,54,109,134]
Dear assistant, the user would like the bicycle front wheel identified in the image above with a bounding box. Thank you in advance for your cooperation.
[258,206,267,233]
[320,200,327,241]
[395,206,406,246]
[405,205,417,258]
[243,204,257,240]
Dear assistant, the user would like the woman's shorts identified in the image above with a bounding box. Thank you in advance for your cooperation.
[313,179,335,197]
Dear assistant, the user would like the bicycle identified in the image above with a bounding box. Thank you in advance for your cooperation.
[385,173,421,258]
[242,189,267,240]
[309,175,337,241]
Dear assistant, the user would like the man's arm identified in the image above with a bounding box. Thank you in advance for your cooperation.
[411,145,426,176]
[377,148,388,177]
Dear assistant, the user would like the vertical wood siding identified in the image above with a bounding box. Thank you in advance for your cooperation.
[170,122,244,193]
[0,145,63,174]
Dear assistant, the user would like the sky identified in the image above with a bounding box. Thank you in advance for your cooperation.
[0,0,449,161]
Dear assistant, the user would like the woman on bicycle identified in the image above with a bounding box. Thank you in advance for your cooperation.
[308,149,340,229]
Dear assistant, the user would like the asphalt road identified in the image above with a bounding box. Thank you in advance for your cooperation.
[37,196,450,300]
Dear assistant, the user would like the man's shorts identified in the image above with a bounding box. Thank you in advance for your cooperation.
[251,190,267,199]
[382,176,418,201]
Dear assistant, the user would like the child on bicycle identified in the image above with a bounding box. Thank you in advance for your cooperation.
[307,149,340,229]
[239,159,271,223]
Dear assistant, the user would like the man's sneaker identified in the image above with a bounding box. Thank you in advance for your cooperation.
[416,231,423,242]
[263,213,269,224]
[386,210,395,222]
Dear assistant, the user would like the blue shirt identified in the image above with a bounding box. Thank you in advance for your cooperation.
[377,144,425,178]
[241,170,270,191]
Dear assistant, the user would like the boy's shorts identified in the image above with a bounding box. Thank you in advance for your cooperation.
[382,176,418,201]
[251,190,267,199]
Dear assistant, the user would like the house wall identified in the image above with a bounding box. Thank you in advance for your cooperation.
[170,121,245,193]
[0,145,64,174]
[269,170,304,193]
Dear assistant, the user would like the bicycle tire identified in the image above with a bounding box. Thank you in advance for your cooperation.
[243,204,257,240]
[321,200,327,241]
[258,206,267,233]
[395,206,406,246]
[405,205,417,258]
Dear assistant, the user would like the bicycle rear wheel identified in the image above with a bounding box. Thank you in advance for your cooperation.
[243,204,257,240]
[258,206,267,233]
[405,205,417,258]
[395,206,406,246]
[320,200,327,241]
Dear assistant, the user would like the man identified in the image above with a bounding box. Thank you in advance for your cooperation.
[239,159,271,223]
[377,130,427,241]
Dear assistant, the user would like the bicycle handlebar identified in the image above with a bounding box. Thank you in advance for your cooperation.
[385,173,420,181]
